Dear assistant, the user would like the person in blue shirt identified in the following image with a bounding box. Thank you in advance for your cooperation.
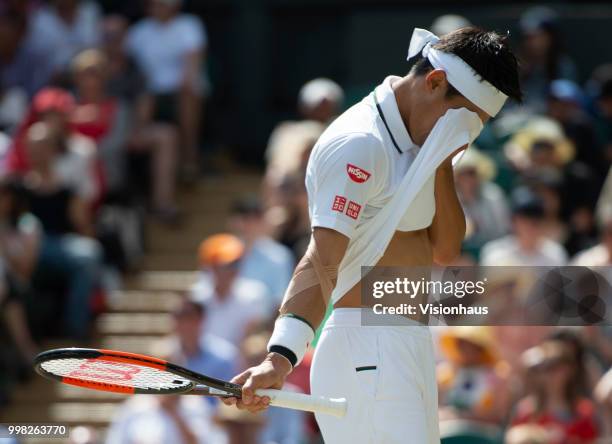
[169,297,237,404]
[228,196,295,311]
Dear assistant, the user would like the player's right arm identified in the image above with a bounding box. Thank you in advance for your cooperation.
[224,228,349,412]
[223,133,382,413]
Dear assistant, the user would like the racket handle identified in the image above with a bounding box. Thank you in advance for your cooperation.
[256,389,347,418]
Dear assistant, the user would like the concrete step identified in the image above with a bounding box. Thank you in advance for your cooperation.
[95,313,173,336]
[19,426,109,444]
[97,335,166,356]
[0,402,121,424]
[12,379,129,403]
[106,290,182,313]
[140,254,200,271]
[146,223,225,254]
[124,271,198,292]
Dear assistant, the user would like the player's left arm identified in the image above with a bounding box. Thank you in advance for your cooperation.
[428,146,467,264]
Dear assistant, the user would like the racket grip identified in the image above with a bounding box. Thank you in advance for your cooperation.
[256,389,347,418]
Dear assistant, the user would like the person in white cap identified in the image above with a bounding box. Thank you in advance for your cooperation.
[298,78,345,124]
[127,0,207,179]
[224,27,522,443]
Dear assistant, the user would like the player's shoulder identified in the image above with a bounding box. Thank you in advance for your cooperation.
[318,97,384,150]
[311,133,387,191]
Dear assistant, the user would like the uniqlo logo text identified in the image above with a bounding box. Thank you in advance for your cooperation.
[332,195,347,212]
[346,164,371,183]
[346,201,361,219]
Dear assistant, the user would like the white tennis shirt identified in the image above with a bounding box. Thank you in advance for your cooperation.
[306,76,436,242]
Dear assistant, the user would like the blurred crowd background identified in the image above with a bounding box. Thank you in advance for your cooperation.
[0,0,611,443]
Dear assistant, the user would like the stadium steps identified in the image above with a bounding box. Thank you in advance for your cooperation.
[1,173,262,443]
[105,290,183,313]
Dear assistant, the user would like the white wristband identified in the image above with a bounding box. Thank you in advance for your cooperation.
[267,315,315,367]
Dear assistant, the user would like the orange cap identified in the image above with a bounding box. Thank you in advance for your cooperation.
[198,233,244,266]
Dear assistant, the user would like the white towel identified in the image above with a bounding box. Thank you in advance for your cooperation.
[331,108,483,303]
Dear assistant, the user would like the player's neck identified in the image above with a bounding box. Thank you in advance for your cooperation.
[391,76,419,146]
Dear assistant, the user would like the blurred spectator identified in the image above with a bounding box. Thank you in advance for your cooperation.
[455,147,510,254]
[100,16,181,221]
[101,14,145,104]
[0,6,53,99]
[105,394,224,444]
[7,88,99,206]
[547,329,604,395]
[431,14,471,37]
[524,171,566,244]
[504,117,574,177]
[297,78,344,124]
[590,65,612,163]
[273,172,311,258]
[68,425,99,444]
[437,326,510,425]
[505,424,550,444]
[547,79,605,180]
[215,400,264,444]
[264,120,323,208]
[27,0,101,73]
[518,6,577,112]
[70,49,130,195]
[572,213,612,266]
[564,204,599,258]
[0,178,39,363]
[480,188,567,266]
[240,331,305,444]
[595,368,612,439]
[191,234,268,347]
[24,122,102,339]
[512,340,599,443]
[160,297,237,397]
[507,117,603,252]
[597,167,612,227]
[263,83,328,258]
[228,196,294,311]
[0,87,27,134]
[127,0,207,179]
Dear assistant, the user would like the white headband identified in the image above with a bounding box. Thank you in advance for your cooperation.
[407,28,508,117]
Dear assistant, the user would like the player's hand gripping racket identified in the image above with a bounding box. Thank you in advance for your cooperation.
[34,348,347,417]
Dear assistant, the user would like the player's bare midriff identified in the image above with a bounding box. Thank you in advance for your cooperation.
[334,228,432,322]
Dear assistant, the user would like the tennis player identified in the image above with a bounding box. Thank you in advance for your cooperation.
[224,27,522,443]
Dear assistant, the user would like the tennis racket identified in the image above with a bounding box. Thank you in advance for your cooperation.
[34,348,347,417]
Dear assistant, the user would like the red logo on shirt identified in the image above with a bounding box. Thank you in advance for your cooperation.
[346,201,362,220]
[346,164,371,183]
[332,195,347,212]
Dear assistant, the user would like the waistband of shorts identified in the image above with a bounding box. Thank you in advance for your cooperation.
[327,308,431,338]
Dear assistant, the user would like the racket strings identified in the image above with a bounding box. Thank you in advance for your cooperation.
[41,358,193,391]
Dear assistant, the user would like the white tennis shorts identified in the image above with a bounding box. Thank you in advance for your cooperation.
[310,308,440,444]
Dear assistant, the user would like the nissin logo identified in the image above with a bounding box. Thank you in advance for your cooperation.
[346,164,371,183]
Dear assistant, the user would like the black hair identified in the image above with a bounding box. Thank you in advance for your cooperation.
[231,194,263,217]
[176,298,206,317]
[410,27,523,103]
[546,329,589,404]
[510,187,545,219]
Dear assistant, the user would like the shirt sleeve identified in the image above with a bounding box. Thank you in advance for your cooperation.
[306,133,383,239]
